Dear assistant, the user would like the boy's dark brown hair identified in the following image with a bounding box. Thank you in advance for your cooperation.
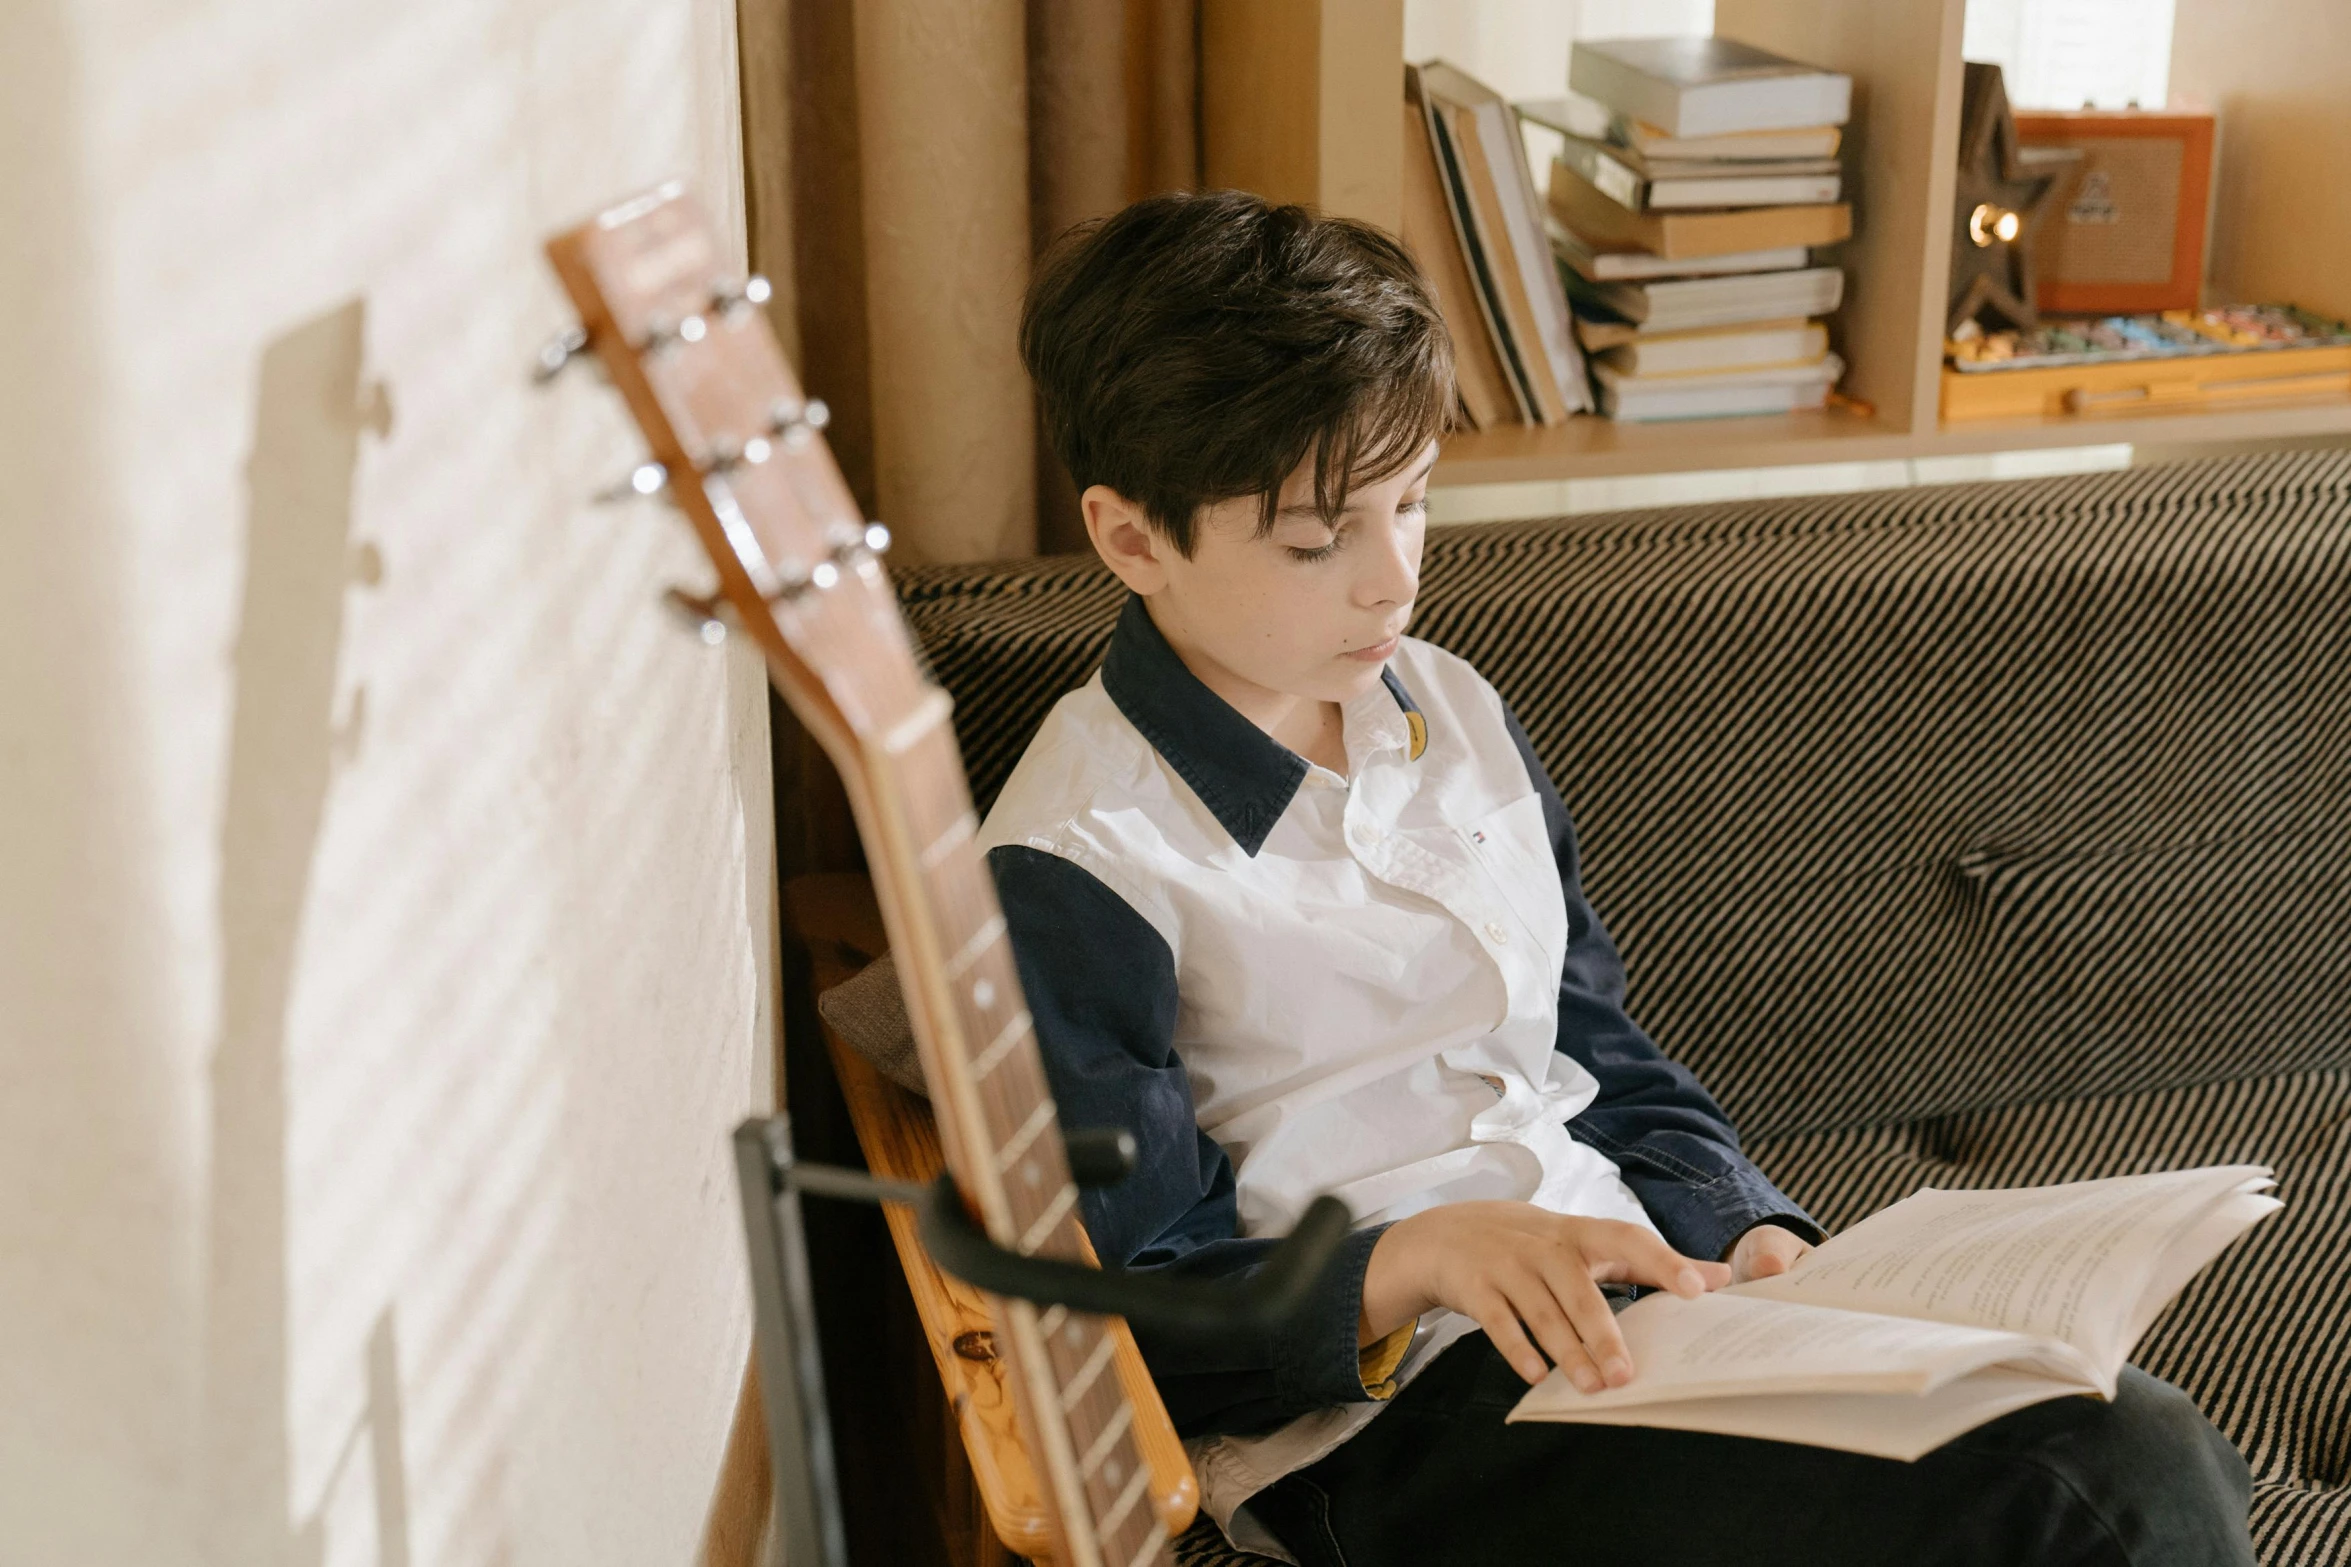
[1020,190,1456,555]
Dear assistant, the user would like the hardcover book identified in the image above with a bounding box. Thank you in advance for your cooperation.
[1568,36,1851,139]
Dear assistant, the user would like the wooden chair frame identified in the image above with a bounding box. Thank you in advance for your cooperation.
[785,873,1198,1565]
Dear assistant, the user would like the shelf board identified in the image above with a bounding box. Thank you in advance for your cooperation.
[1432,394,2351,488]
[1434,407,1919,486]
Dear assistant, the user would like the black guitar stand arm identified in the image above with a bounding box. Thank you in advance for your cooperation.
[733,1113,1354,1567]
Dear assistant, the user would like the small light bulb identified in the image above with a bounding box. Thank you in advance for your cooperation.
[630,462,666,495]
[810,560,840,591]
[1994,210,2022,243]
[678,315,707,344]
[744,275,772,305]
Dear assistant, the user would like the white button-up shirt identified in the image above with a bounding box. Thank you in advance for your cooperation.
[976,594,1811,1555]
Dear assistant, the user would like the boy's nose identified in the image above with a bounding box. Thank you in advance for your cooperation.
[1358,532,1419,607]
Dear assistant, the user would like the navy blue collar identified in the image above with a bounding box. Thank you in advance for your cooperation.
[1100,594,1424,856]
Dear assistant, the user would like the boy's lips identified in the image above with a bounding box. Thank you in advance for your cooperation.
[1343,635,1400,662]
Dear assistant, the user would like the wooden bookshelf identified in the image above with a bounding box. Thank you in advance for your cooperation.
[1199,0,2351,489]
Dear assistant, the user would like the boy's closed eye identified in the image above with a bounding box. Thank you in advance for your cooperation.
[1277,495,1429,564]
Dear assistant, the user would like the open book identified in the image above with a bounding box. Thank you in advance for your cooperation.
[1510,1165,2280,1459]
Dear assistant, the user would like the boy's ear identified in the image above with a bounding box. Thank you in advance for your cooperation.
[1081,484,1174,596]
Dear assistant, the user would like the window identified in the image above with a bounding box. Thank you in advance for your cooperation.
[1962,0,2178,110]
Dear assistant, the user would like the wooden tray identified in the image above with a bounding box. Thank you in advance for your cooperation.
[1941,342,2351,422]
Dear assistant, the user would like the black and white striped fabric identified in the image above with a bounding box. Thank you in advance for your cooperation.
[891,450,2351,1567]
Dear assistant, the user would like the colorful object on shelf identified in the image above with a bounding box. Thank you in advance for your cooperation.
[2013,107,2214,315]
[1941,305,2351,422]
[1948,62,2081,336]
[1949,305,2351,370]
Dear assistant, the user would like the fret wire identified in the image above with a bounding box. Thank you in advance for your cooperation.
[995,1098,1058,1175]
[1121,1522,1171,1567]
[1097,1462,1154,1543]
[1078,1402,1135,1478]
[944,913,1007,978]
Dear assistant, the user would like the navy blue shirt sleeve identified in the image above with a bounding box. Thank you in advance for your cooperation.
[1500,705,1825,1264]
[986,843,1393,1439]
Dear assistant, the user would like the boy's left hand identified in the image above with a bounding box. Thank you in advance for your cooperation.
[1724,1223,1815,1284]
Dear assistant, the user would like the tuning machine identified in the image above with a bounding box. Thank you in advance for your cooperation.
[711,275,773,320]
[704,434,775,477]
[533,326,592,384]
[663,586,732,645]
[763,521,892,603]
[766,396,831,450]
[594,461,671,506]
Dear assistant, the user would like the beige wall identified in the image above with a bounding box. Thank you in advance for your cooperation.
[0,1,776,1563]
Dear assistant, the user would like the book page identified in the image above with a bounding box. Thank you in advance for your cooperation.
[1515,1366,2087,1462]
[1510,1289,2094,1415]
[2118,1189,2284,1350]
[1735,1165,2273,1374]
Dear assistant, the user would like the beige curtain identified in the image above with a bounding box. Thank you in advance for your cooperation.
[743,0,1201,565]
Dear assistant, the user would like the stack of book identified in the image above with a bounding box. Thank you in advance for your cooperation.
[1521,37,1854,423]
[1401,61,1591,430]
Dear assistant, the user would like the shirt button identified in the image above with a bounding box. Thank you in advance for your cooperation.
[1483,921,1509,944]
[1352,822,1381,847]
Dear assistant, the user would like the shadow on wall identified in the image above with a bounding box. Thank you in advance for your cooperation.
[203,298,409,1566]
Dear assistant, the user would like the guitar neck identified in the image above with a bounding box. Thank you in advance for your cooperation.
[538,182,1174,1567]
[855,712,1172,1567]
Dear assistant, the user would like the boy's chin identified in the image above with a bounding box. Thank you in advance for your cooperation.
[1298,656,1395,704]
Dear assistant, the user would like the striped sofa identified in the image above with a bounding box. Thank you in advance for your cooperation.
[891,450,2351,1567]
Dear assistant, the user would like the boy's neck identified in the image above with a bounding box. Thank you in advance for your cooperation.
[1143,594,1350,776]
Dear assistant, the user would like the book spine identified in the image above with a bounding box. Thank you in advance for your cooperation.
[1561,136,1649,212]
[1648,174,1843,211]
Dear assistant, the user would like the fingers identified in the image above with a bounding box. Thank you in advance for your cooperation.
[1468,1289,1552,1387]
[1542,1253,1634,1389]
[1585,1221,1730,1298]
[1500,1267,1609,1394]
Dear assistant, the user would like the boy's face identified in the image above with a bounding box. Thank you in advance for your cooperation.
[1085,440,1435,712]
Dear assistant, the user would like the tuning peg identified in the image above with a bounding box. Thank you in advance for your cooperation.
[820,519,893,561]
[533,326,591,383]
[662,586,731,645]
[766,396,831,449]
[704,434,774,476]
[637,313,709,355]
[594,461,670,505]
[711,275,773,318]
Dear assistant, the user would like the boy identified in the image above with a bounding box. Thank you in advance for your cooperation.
[981,191,2253,1566]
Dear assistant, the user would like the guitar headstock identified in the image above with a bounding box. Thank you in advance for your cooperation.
[540,183,927,769]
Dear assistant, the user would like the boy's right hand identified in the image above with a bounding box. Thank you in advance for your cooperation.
[1359,1203,1730,1393]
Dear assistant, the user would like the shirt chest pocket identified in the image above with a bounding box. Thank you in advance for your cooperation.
[1455,793,1571,975]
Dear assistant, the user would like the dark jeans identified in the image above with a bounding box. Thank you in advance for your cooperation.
[1245,1335,2255,1567]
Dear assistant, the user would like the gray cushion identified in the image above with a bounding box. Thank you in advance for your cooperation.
[816,953,928,1097]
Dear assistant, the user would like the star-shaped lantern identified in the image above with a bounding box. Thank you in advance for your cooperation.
[1947,62,2081,336]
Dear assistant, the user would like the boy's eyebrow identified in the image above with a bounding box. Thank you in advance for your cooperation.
[1274,453,1441,519]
